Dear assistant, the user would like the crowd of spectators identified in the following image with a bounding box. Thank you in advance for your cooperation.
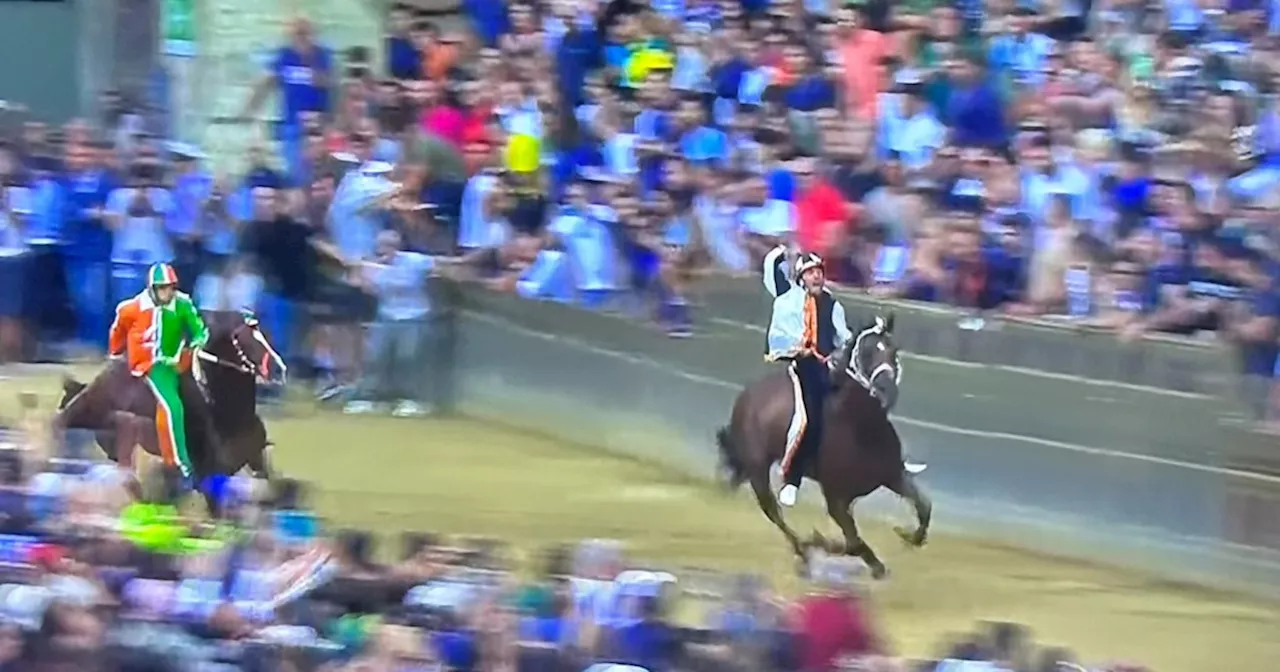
[0,421,1139,672]
[0,0,1279,407]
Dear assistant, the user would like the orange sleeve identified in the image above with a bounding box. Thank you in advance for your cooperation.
[108,302,132,357]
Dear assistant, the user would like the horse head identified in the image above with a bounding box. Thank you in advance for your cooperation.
[846,311,902,412]
[202,310,288,386]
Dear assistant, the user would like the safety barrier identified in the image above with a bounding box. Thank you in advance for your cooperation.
[437,281,1280,595]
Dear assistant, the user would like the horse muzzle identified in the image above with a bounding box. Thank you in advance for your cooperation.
[256,354,288,386]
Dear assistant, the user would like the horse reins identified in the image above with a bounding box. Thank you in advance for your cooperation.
[193,332,258,376]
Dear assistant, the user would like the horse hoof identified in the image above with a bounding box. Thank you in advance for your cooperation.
[869,563,889,580]
[894,526,927,548]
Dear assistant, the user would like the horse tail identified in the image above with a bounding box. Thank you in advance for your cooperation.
[716,426,746,488]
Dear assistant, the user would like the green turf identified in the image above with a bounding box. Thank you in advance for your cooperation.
[9,366,1280,671]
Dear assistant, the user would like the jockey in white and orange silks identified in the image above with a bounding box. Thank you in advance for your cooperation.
[764,250,852,507]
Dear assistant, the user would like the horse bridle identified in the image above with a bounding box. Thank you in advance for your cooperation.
[846,319,903,407]
[192,327,273,380]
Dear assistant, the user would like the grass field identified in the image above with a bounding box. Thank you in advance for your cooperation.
[10,366,1280,671]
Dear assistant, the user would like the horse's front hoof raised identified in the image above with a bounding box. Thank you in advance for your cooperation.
[868,562,888,580]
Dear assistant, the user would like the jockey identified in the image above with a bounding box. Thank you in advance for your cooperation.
[108,263,210,487]
[765,252,852,507]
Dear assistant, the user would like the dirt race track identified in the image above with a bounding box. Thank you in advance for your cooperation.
[12,369,1280,671]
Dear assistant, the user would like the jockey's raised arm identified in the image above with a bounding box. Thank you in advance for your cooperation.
[763,244,792,299]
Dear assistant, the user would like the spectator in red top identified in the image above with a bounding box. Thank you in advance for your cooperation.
[790,555,881,671]
[417,80,466,149]
[793,156,855,264]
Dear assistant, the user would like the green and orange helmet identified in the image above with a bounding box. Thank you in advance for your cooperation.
[146,263,179,302]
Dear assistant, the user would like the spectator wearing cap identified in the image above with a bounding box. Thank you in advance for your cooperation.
[243,18,334,181]
[329,160,400,263]
[345,229,438,417]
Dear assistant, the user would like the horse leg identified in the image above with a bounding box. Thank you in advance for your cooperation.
[246,439,274,480]
[824,494,887,579]
[886,471,932,548]
[749,474,809,568]
[110,413,142,500]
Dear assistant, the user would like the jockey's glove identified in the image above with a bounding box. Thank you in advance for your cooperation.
[155,355,181,367]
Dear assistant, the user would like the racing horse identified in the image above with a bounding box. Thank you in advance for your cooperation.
[717,310,930,578]
[53,310,286,504]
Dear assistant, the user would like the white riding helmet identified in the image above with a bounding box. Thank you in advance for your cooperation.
[793,253,825,284]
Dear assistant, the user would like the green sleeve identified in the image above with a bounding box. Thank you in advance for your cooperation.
[180,295,209,348]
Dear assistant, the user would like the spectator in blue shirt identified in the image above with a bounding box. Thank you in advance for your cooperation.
[462,0,510,48]
[782,46,836,113]
[555,4,603,108]
[676,98,727,167]
[104,157,174,305]
[386,4,422,80]
[59,142,113,351]
[243,18,334,181]
[549,181,620,309]
[945,52,1007,149]
[613,595,679,672]
[1224,248,1280,382]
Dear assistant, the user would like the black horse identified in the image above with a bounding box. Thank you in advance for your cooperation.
[53,311,285,500]
[716,314,931,578]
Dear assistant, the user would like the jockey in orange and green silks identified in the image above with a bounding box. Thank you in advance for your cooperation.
[107,263,209,482]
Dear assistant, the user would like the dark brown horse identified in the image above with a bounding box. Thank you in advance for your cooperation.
[52,310,286,491]
[716,315,931,578]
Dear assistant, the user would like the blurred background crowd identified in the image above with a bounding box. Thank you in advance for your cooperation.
[0,0,1271,666]
[0,441,1128,672]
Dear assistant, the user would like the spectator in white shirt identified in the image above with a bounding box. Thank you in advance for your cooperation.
[878,70,946,176]
[549,181,621,308]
